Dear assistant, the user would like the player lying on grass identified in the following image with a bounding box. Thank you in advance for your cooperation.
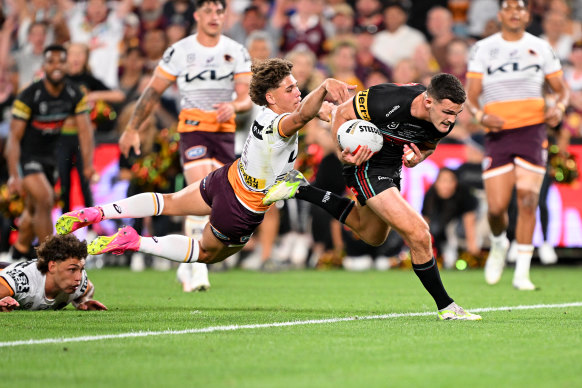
[0,234,107,312]
[56,62,479,320]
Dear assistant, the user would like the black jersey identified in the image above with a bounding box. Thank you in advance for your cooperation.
[12,79,89,162]
[352,83,454,163]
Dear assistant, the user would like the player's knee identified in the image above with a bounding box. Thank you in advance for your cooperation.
[405,222,431,249]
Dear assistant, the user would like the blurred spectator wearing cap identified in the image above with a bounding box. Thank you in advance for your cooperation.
[327,3,356,43]
[426,6,456,70]
[280,0,327,58]
[59,0,133,89]
[354,0,384,35]
[354,26,391,86]
[226,4,279,56]
[371,2,426,69]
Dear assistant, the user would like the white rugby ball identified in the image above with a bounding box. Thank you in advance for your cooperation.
[337,119,383,155]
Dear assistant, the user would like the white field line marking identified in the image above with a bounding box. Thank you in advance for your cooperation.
[1,302,581,348]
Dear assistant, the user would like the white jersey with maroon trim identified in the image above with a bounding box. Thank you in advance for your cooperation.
[467,32,563,130]
[157,34,251,112]
[227,107,297,213]
[0,261,88,310]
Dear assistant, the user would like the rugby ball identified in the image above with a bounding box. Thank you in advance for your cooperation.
[337,119,383,155]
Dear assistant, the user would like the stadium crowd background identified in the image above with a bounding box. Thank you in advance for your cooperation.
[0,0,581,271]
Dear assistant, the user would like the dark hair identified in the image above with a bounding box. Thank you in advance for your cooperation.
[196,0,226,9]
[249,58,293,106]
[36,234,88,274]
[426,73,466,104]
[499,0,529,8]
[43,44,67,59]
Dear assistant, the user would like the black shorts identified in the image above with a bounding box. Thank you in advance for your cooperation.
[343,160,401,206]
[199,162,264,246]
[20,158,57,186]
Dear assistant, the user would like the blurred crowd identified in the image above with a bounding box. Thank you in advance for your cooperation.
[1,0,581,271]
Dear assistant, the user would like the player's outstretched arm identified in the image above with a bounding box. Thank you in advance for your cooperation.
[0,296,19,312]
[279,79,355,137]
[119,73,172,158]
[72,280,108,311]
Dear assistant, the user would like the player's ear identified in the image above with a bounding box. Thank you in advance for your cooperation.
[424,92,433,109]
[48,260,57,273]
[265,92,275,105]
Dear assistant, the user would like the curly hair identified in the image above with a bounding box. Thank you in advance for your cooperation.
[36,234,88,274]
[426,73,466,105]
[249,58,294,107]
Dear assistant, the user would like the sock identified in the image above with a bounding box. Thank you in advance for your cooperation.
[514,243,534,280]
[295,185,355,223]
[139,235,199,263]
[185,215,208,240]
[490,231,507,247]
[101,193,164,219]
[413,257,454,310]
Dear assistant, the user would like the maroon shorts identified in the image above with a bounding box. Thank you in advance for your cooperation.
[483,123,547,173]
[199,163,265,246]
[179,131,235,168]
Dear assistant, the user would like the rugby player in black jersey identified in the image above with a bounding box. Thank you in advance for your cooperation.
[5,44,94,260]
[264,73,481,320]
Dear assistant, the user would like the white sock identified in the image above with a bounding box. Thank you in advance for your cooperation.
[185,215,208,240]
[101,193,164,219]
[139,235,199,263]
[514,243,534,280]
[490,231,507,246]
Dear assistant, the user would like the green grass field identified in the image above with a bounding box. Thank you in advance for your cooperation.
[2,266,581,388]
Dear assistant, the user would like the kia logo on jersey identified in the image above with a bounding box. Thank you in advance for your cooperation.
[186,146,207,160]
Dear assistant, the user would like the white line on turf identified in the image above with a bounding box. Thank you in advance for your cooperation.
[1,302,580,348]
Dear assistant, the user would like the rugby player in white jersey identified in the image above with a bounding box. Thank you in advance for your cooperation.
[54,59,350,283]
[119,0,253,292]
[0,234,107,312]
[465,0,569,290]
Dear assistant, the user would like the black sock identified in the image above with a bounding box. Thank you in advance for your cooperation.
[412,257,454,310]
[295,185,354,223]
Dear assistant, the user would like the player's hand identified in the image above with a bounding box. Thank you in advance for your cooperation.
[480,113,504,132]
[83,165,96,181]
[402,143,422,168]
[340,145,374,166]
[324,79,357,104]
[213,102,236,123]
[318,101,336,122]
[544,106,564,128]
[119,128,141,158]
[0,296,19,312]
[7,175,23,196]
[76,300,108,311]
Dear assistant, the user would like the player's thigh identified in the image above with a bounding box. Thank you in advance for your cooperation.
[162,180,212,216]
[353,202,390,245]
[483,170,515,215]
[184,163,214,186]
[366,187,427,237]
[198,224,244,264]
[515,164,545,194]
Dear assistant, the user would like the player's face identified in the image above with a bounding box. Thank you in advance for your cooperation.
[194,1,226,37]
[267,75,302,113]
[498,0,530,33]
[428,98,463,133]
[50,258,86,294]
[43,50,67,85]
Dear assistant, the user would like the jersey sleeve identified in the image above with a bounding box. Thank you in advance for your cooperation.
[11,86,34,121]
[0,266,30,298]
[157,45,181,81]
[267,113,292,139]
[467,41,485,78]
[352,84,397,122]
[234,44,252,78]
[541,42,563,78]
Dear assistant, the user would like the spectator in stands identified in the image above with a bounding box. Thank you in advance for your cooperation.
[426,6,457,70]
[136,0,166,32]
[0,234,107,312]
[119,13,141,55]
[162,0,196,32]
[467,0,499,39]
[142,28,169,74]
[412,42,441,81]
[354,0,384,35]
[441,38,469,85]
[279,0,327,58]
[354,26,391,85]
[371,1,426,68]
[326,40,364,93]
[391,58,420,85]
[13,21,48,89]
[541,10,573,64]
[285,47,325,98]
[422,167,480,269]
[325,3,356,50]
[61,0,132,88]
[226,4,277,55]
